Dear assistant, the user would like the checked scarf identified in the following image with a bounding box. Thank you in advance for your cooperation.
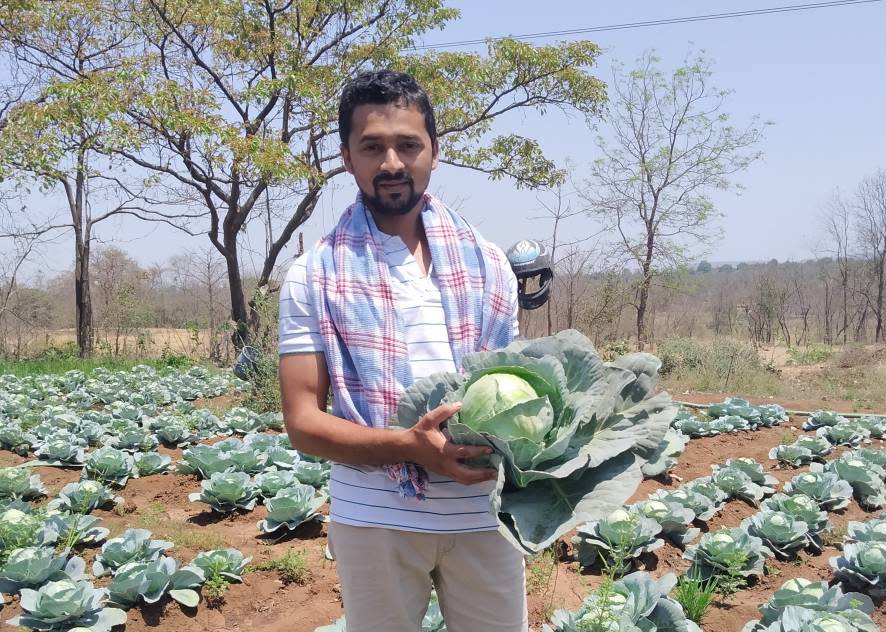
[308,192,515,499]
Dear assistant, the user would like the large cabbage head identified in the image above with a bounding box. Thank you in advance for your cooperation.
[460,372,554,448]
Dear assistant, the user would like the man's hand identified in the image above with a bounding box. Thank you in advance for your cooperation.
[406,402,498,485]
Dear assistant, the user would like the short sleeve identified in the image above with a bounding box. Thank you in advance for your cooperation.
[278,252,324,356]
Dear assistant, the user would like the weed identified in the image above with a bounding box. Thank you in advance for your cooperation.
[525,549,556,595]
[251,548,311,585]
[821,526,848,548]
[713,550,750,599]
[137,502,166,529]
[575,577,618,632]
[779,432,795,445]
[162,526,227,551]
[787,344,833,365]
[203,574,230,609]
[673,571,718,625]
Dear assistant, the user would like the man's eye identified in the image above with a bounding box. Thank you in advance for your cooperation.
[401,142,419,151]
[362,144,380,152]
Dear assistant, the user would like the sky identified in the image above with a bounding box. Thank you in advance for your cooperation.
[5,0,886,279]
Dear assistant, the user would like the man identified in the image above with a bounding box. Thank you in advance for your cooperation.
[278,70,528,632]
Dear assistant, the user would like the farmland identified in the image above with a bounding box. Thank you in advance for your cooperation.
[1,360,886,631]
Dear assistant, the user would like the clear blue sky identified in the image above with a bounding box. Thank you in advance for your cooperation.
[10,0,886,277]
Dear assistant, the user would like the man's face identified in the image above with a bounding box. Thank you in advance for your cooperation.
[341,102,439,217]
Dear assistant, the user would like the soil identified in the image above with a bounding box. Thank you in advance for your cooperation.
[3,397,886,631]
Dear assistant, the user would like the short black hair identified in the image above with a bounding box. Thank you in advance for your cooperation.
[338,70,437,147]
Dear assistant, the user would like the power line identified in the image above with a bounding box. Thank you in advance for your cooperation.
[403,0,884,51]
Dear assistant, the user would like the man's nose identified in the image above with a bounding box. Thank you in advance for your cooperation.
[380,147,405,173]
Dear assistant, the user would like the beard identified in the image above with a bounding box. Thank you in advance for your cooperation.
[362,172,423,216]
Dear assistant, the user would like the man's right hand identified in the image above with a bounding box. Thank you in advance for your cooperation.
[405,402,499,485]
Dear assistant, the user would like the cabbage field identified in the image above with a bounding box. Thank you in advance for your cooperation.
[0,354,885,631]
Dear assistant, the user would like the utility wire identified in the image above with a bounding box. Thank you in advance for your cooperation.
[403,0,884,51]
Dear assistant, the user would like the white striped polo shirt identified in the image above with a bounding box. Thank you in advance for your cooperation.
[278,215,519,533]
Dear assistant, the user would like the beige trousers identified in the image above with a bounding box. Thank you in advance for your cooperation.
[328,522,529,632]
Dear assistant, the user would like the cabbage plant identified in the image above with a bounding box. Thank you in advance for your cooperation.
[48,481,121,514]
[151,418,196,448]
[672,414,715,438]
[847,517,886,543]
[82,447,134,487]
[741,577,877,632]
[681,478,729,510]
[292,460,331,488]
[43,514,109,549]
[572,508,663,573]
[683,527,767,582]
[112,429,158,453]
[760,607,879,632]
[0,424,37,456]
[803,410,848,430]
[107,557,204,609]
[34,433,87,467]
[133,452,172,477]
[857,416,886,439]
[821,456,886,510]
[254,469,297,500]
[783,471,852,511]
[855,448,886,470]
[257,484,326,534]
[792,435,833,459]
[831,540,886,597]
[707,397,761,423]
[762,494,828,546]
[92,528,173,577]
[768,444,815,468]
[817,422,869,447]
[542,571,702,632]
[741,511,810,560]
[0,547,85,593]
[0,507,52,554]
[188,471,259,513]
[708,415,750,433]
[224,407,266,434]
[710,465,774,506]
[226,446,268,474]
[720,458,779,488]
[189,548,250,583]
[0,467,46,500]
[395,330,673,553]
[631,499,699,545]
[648,488,719,522]
[6,578,127,632]
[177,443,235,478]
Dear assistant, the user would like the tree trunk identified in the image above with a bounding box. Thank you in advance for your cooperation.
[74,235,93,358]
[72,150,93,359]
[636,273,651,350]
[224,236,249,350]
[876,253,885,341]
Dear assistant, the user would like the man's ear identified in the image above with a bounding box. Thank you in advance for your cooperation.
[341,143,353,174]
[431,140,439,170]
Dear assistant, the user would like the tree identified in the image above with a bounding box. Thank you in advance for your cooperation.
[0,1,200,357]
[855,169,886,341]
[579,51,765,348]
[822,190,854,344]
[534,185,589,335]
[99,0,606,348]
[696,260,712,273]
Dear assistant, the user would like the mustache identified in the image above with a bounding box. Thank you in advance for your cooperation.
[373,172,413,187]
